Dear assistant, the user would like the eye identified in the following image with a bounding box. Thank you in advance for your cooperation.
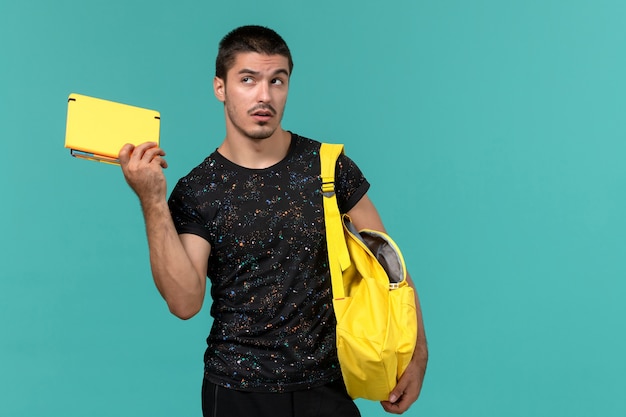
[271,78,285,86]
[242,76,254,84]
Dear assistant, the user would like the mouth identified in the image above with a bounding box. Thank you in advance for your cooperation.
[249,105,276,122]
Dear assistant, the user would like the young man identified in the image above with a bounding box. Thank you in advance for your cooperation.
[119,25,427,416]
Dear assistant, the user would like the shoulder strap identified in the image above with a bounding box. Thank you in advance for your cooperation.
[320,143,351,299]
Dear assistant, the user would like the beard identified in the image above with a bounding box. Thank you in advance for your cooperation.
[245,124,275,140]
[224,98,285,140]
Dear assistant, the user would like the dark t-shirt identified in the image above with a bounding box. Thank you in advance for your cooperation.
[168,133,370,392]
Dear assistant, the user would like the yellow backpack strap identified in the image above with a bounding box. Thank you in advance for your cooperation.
[320,143,351,299]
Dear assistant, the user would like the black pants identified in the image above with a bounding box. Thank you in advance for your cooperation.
[201,379,361,417]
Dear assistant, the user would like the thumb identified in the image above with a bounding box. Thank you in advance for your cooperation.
[388,382,406,404]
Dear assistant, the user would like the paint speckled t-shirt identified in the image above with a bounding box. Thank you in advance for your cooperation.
[168,134,369,392]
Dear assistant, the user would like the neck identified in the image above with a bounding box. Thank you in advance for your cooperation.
[218,129,292,169]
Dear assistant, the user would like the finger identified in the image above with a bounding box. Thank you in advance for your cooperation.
[129,142,159,162]
[388,380,407,404]
[153,155,169,169]
[380,399,409,415]
[382,383,419,414]
[143,146,166,163]
[118,143,135,166]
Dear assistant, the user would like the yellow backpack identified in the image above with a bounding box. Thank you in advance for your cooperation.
[320,143,418,401]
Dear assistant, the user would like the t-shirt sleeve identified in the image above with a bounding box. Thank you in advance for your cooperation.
[168,177,213,243]
[335,152,370,213]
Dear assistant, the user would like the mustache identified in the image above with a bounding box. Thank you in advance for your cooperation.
[248,104,277,115]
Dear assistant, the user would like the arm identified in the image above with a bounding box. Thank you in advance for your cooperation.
[119,142,209,320]
[347,195,428,414]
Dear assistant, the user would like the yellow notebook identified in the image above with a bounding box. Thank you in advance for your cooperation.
[64,93,161,164]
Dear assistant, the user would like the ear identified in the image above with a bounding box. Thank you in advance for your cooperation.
[213,76,226,102]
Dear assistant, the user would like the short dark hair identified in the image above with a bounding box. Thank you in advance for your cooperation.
[215,25,293,80]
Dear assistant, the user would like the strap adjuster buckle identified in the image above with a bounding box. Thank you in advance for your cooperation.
[322,180,335,198]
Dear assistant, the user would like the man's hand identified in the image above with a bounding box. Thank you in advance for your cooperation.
[380,350,427,414]
[119,142,168,206]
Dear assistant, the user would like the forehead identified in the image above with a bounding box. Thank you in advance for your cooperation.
[228,52,290,76]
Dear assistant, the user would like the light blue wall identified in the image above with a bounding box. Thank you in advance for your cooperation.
[2,1,625,416]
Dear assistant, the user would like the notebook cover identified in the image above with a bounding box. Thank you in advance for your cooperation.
[64,93,160,164]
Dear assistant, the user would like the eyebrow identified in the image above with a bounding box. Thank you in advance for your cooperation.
[238,68,290,77]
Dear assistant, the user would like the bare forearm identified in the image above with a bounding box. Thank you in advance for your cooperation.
[412,304,428,379]
[381,273,427,413]
[409,273,428,377]
[142,200,205,319]
[119,142,206,319]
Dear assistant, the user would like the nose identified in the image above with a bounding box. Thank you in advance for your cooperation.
[257,82,271,103]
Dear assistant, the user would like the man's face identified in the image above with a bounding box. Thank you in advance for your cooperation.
[214,52,290,141]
